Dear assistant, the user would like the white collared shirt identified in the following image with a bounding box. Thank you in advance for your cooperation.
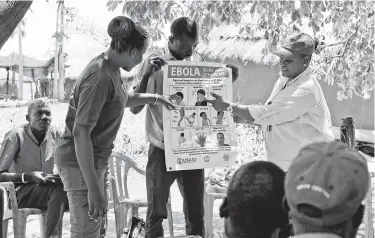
[248,67,334,171]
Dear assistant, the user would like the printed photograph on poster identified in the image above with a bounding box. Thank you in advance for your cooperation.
[189,86,210,107]
[191,127,211,148]
[198,107,212,126]
[171,128,191,149]
[169,86,187,106]
[184,107,198,127]
[212,127,231,148]
[170,108,186,127]
[212,110,228,126]
[206,85,227,101]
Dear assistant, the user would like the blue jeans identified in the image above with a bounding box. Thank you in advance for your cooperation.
[58,166,108,238]
[146,144,205,238]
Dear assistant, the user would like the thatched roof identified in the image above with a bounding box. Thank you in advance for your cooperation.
[0,53,54,69]
[196,25,280,66]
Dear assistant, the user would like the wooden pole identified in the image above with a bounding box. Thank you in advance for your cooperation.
[53,2,60,100]
[6,67,9,97]
[58,0,65,101]
[18,24,23,100]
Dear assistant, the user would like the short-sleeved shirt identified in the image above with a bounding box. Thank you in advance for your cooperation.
[0,124,61,174]
[137,45,204,149]
[55,54,128,169]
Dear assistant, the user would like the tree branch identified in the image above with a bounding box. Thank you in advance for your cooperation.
[330,25,359,59]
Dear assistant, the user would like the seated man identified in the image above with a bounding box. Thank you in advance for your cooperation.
[219,161,290,238]
[285,141,369,238]
[0,100,68,238]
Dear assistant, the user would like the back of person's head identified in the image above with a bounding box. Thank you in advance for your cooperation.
[285,141,369,238]
[170,17,198,39]
[220,161,288,238]
[108,16,149,53]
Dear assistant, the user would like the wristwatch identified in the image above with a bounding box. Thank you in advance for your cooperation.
[227,102,238,113]
[227,103,234,113]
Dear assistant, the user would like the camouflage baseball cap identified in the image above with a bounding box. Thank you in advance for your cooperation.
[272,32,315,58]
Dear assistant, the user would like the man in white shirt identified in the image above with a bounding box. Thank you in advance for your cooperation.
[206,33,334,171]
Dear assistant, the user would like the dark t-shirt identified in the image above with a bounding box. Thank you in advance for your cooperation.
[55,54,128,169]
[195,101,207,106]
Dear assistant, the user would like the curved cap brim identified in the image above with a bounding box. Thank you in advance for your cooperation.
[271,47,295,59]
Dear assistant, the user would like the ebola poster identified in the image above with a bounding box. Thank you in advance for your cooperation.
[163,61,238,171]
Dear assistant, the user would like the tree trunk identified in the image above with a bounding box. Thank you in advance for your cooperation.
[53,2,60,99]
[0,0,33,50]
[18,24,23,100]
[58,1,65,101]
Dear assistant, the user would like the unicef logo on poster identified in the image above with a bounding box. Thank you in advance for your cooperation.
[204,156,210,162]
[223,154,229,161]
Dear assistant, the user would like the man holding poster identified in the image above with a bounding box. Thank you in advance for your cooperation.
[131,17,239,238]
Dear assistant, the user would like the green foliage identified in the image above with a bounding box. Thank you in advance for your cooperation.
[107,0,374,100]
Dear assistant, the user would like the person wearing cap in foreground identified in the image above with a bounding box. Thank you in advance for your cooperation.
[54,16,175,237]
[285,141,369,238]
[219,161,290,238]
[205,32,334,171]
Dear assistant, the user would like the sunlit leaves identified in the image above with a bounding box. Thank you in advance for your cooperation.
[106,0,374,99]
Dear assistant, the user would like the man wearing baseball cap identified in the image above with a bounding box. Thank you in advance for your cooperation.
[206,32,334,171]
[285,141,369,238]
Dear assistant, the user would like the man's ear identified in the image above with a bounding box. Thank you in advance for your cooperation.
[130,48,137,58]
[303,55,311,65]
[169,36,174,44]
[352,204,364,229]
[219,197,229,218]
[282,196,290,214]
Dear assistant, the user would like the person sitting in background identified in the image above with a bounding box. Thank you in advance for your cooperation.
[0,100,68,238]
[219,161,290,238]
[285,141,369,238]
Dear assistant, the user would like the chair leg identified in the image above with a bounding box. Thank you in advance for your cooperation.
[131,206,139,217]
[203,194,214,238]
[2,219,9,238]
[39,214,47,238]
[167,200,174,237]
[115,204,129,238]
[13,213,27,238]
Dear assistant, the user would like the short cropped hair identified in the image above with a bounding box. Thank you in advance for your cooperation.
[170,17,198,39]
[220,161,288,237]
[28,100,49,116]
